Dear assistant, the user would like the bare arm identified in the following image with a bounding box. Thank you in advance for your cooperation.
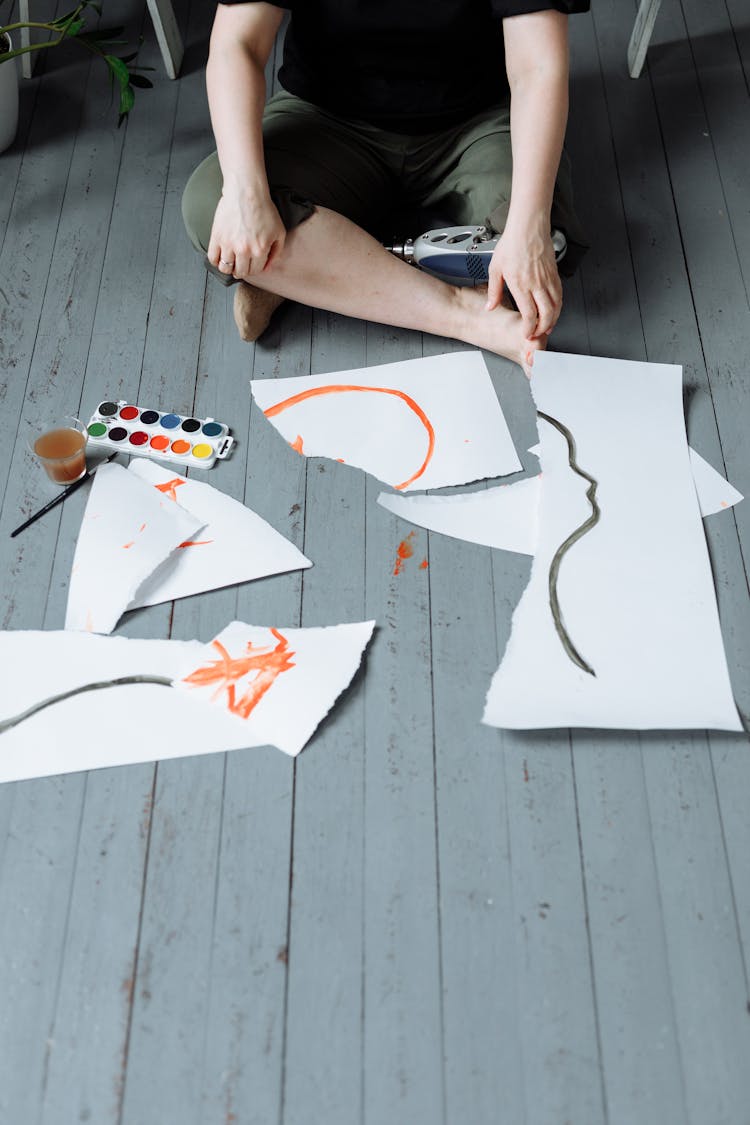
[206,2,285,279]
[486,10,570,339]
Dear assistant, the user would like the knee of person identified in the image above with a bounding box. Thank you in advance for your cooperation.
[181,181,211,255]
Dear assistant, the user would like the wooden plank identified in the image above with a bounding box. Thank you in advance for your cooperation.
[678,0,750,419]
[110,0,232,1118]
[0,46,90,527]
[37,766,155,1124]
[348,325,442,1124]
[0,775,86,1122]
[557,10,694,1122]
[641,734,750,1123]
[646,0,750,565]
[0,3,159,1119]
[0,58,41,253]
[421,339,526,1124]
[36,29,240,1117]
[181,254,304,1125]
[579,5,750,1122]
[281,314,370,1125]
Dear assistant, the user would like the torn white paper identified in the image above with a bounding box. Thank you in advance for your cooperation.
[127,461,311,608]
[377,447,742,560]
[377,477,540,556]
[175,620,375,755]
[251,351,522,491]
[483,352,741,731]
[65,463,203,635]
[0,620,376,781]
[688,448,744,517]
[532,442,743,519]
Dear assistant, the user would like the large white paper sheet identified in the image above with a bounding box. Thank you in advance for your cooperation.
[483,352,742,731]
[0,621,376,781]
[127,461,311,607]
[377,477,540,555]
[251,351,522,491]
[65,463,203,635]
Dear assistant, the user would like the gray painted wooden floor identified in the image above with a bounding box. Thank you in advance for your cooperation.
[1,1,750,1122]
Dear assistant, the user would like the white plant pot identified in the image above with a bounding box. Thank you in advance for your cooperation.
[0,35,19,155]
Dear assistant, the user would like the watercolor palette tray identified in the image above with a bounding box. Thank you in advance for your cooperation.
[86,401,234,470]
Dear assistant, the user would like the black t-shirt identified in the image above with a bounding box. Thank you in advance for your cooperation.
[217,1,590,132]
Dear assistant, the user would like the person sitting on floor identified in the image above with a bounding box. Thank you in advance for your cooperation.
[182,0,590,375]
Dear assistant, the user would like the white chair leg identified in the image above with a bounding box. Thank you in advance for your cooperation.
[145,0,183,80]
[15,0,180,81]
[628,0,663,78]
[19,0,33,79]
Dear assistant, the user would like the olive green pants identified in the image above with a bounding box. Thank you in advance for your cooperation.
[182,89,588,285]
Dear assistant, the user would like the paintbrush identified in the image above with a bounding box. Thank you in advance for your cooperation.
[10,453,117,539]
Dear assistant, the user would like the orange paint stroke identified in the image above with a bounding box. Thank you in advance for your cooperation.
[122,541,134,550]
[264,384,436,490]
[393,531,415,576]
[177,538,214,549]
[182,627,296,720]
[155,477,187,503]
[419,558,429,569]
[290,434,304,454]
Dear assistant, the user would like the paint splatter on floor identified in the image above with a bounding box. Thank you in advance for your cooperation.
[393,531,416,576]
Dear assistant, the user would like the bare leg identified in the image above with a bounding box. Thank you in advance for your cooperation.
[244,206,546,373]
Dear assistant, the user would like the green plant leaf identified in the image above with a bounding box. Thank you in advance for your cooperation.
[117,82,135,127]
[119,83,135,114]
[104,53,130,90]
[50,6,85,30]
[63,18,85,36]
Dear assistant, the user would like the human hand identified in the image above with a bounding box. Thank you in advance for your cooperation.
[485,221,562,339]
[207,188,286,280]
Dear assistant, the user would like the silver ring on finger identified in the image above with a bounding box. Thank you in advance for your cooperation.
[219,257,235,267]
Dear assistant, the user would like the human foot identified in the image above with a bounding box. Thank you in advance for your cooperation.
[233,282,286,342]
[453,286,547,376]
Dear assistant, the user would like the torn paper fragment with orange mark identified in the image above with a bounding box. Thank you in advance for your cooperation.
[0,620,376,780]
[65,463,204,635]
[251,351,522,491]
[175,620,375,755]
[127,461,311,609]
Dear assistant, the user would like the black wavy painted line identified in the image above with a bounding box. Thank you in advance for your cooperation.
[0,675,173,734]
[537,410,600,678]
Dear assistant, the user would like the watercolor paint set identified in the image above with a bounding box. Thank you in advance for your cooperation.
[85,400,234,470]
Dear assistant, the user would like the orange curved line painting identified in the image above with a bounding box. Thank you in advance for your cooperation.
[183,627,296,720]
[263,384,436,491]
